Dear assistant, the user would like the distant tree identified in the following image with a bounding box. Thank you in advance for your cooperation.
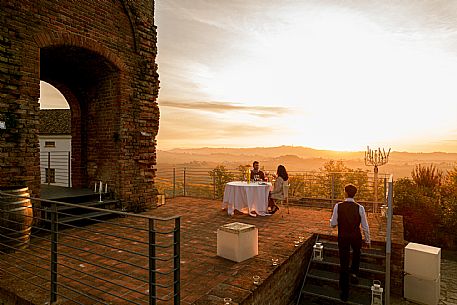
[209,166,235,199]
[411,164,442,196]
[319,160,348,199]
[237,164,251,181]
[318,160,371,201]
[439,164,457,247]
[321,160,349,172]
[442,164,457,193]
[288,174,306,197]
[393,178,442,246]
[345,169,371,201]
[438,194,457,247]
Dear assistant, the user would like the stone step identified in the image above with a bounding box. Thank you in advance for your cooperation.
[43,200,120,227]
[299,282,371,305]
[56,200,118,212]
[298,234,387,305]
[316,239,386,265]
[50,193,101,204]
[318,238,386,257]
[58,211,117,225]
[307,268,377,290]
[311,255,386,276]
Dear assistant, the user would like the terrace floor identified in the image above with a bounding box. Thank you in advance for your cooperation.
[2,196,450,305]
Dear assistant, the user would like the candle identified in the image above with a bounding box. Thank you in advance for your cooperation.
[94,182,97,193]
[105,183,108,193]
[99,181,102,193]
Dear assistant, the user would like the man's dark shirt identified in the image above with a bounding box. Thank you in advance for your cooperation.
[250,170,265,181]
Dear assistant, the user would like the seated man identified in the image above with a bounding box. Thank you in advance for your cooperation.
[250,161,266,181]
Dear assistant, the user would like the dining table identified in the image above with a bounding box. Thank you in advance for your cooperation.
[222,181,272,216]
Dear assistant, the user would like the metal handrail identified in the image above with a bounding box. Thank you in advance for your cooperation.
[156,166,391,211]
[296,234,319,305]
[385,174,394,305]
[0,190,181,305]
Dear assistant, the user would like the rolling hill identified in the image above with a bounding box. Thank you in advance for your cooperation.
[157,146,457,178]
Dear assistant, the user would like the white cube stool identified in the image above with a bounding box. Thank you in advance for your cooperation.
[405,242,441,280]
[404,274,440,305]
[217,222,258,262]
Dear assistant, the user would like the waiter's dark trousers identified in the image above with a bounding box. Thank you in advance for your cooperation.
[338,235,362,295]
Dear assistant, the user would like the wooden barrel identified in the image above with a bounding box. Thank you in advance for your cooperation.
[0,187,33,253]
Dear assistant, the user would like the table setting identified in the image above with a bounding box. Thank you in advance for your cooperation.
[221,180,272,217]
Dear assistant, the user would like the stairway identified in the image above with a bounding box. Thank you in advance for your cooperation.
[297,234,386,305]
[43,191,120,226]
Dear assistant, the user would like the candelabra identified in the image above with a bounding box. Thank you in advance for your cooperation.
[94,180,108,202]
[365,146,390,210]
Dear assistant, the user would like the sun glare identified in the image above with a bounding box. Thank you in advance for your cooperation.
[183,5,457,152]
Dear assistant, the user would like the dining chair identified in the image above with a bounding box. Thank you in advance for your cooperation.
[275,183,290,215]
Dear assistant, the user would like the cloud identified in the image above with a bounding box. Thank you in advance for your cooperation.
[156,105,280,149]
[159,100,288,117]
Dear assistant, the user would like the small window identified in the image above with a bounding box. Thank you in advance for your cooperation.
[44,141,56,148]
[45,168,56,183]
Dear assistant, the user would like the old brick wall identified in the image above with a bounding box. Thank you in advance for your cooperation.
[0,0,159,210]
[194,236,314,305]
[244,238,313,305]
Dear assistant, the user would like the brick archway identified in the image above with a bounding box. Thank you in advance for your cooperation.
[0,0,160,210]
[41,45,123,191]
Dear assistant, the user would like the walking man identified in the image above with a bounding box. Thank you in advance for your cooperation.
[330,184,371,302]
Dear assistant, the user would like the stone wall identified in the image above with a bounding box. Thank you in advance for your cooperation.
[0,0,159,210]
[245,238,313,305]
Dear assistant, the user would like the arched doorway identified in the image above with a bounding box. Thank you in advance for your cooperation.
[41,46,121,191]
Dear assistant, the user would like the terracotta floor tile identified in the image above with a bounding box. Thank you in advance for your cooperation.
[0,197,403,304]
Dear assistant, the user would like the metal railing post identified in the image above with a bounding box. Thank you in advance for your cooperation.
[50,202,58,303]
[173,168,176,198]
[331,173,335,203]
[173,217,180,305]
[183,168,186,197]
[149,218,156,305]
[213,175,216,199]
[67,151,71,187]
[385,175,394,305]
[383,177,387,208]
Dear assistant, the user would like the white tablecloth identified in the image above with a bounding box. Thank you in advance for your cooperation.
[222,181,272,216]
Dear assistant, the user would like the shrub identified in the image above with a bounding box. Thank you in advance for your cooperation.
[209,166,235,199]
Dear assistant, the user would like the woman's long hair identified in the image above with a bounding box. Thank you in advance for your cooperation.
[277,165,288,181]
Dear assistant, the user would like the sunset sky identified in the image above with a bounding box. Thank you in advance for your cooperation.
[40,0,457,153]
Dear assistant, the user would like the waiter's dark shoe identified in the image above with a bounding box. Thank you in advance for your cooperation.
[340,291,349,302]
[350,273,359,285]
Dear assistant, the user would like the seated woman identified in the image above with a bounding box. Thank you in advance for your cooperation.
[268,165,288,214]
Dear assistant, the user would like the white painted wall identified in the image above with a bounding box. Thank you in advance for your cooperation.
[39,135,72,187]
